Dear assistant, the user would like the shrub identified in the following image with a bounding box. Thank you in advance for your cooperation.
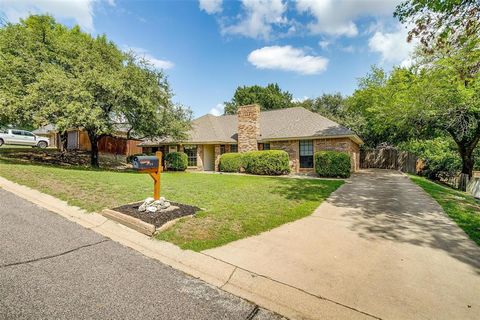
[165,152,188,171]
[398,138,461,180]
[219,153,244,172]
[243,150,290,175]
[315,151,351,178]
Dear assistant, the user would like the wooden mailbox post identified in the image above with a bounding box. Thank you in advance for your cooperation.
[132,151,163,200]
[149,151,163,200]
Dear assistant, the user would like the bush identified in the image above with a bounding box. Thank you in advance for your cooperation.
[398,138,461,180]
[243,150,290,175]
[165,152,188,171]
[315,151,351,178]
[219,153,244,172]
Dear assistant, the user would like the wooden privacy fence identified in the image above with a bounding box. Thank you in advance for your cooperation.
[360,148,418,174]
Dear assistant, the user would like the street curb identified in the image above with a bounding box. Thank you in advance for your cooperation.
[0,176,373,320]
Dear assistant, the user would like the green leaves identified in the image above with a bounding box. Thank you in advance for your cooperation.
[0,14,191,166]
[394,0,479,49]
[224,83,293,115]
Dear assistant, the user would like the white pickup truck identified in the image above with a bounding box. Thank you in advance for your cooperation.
[0,129,50,148]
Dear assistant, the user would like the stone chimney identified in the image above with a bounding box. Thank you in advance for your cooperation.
[237,104,260,152]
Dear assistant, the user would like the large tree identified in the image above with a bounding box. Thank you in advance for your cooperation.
[395,0,479,50]
[350,36,480,180]
[224,83,293,115]
[0,15,191,167]
[293,93,347,122]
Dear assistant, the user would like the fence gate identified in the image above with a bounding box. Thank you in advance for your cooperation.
[360,148,418,174]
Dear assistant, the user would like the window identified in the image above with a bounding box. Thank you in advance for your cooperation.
[22,131,34,136]
[299,140,314,168]
[220,145,226,154]
[169,145,178,153]
[230,144,238,152]
[184,145,197,167]
[258,143,270,150]
[12,130,22,135]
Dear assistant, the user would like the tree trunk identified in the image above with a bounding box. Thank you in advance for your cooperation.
[460,149,474,178]
[456,145,474,191]
[87,131,100,168]
[60,131,68,152]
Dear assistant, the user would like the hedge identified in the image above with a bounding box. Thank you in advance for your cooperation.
[243,150,290,175]
[165,152,188,171]
[315,151,351,178]
[219,153,244,172]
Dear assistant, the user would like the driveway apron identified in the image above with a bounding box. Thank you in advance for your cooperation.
[204,169,480,320]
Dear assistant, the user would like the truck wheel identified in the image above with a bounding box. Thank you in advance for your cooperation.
[0,139,3,147]
[37,141,47,149]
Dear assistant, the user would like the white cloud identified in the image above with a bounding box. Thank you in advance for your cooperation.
[199,0,222,14]
[296,0,400,37]
[341,45,355,53]
[126,47,174,70]
[368,24,415,67]
[221,0,287,39]
[209,103,225,116]
[248,45,328,75]
[0,0,114,32]
[318,40,330,49]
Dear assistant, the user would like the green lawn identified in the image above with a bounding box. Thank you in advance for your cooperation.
[0,160,343,251]
[410,175,480,246]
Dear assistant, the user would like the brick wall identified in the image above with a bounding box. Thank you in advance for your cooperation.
[270,138,360,174]
[270,140,299,173]
[196,145,204,171]
[237,104,260,153]
[314,138,360,171]
[214,144,221,171]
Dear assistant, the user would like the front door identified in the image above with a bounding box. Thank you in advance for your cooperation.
[203,145,215,171]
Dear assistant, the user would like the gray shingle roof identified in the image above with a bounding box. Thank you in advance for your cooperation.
[140,107,362,146]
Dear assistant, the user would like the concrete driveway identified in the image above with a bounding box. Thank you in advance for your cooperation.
[204,170,480,320]
[0,189,281,320]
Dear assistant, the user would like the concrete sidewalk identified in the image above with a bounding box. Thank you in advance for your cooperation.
[204,170,480,320]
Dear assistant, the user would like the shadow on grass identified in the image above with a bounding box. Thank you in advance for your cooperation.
[268,177,344,202]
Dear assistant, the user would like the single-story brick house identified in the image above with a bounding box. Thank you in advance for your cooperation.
[140,104,363,173]
[33,124,143,156]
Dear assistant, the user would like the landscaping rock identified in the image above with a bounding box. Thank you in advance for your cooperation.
[139,197,154,211]
[139,197,172,213]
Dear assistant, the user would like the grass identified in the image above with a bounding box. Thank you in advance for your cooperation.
[0,159,343,251]
[410,175,480,246]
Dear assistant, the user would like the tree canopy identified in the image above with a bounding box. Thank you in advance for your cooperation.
[224,83,293,115]
[348,33,480,177]
[0,15,191,166]
[395,0,479,50]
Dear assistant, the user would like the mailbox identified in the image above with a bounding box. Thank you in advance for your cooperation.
[132,156,159,170]
[132,152,163,200]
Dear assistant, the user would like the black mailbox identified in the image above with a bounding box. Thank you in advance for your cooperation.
[132,156,159,170]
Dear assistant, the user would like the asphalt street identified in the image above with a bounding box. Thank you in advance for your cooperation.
[0,188,282,320]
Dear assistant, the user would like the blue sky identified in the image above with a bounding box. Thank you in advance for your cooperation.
[0,0,414,117]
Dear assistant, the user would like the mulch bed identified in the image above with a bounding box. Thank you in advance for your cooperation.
[112,201,200,228]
